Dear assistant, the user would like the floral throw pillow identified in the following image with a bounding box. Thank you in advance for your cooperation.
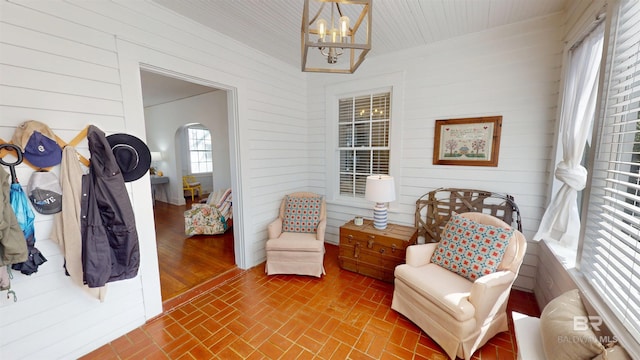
[282,196,323,233]
[431,213,513,281]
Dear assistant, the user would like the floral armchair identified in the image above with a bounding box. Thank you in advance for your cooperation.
[184,188,232,236]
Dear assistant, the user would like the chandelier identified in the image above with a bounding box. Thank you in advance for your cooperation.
[301,0,372,74]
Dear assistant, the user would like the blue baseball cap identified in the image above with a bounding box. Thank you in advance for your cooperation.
[23,131,62,168]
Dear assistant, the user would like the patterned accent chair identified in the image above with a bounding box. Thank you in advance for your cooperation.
[265,192,326,277]
[391,212,527,360]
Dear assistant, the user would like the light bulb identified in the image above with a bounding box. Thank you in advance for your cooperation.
[317,18,327,41]
[331,28,338,43]
[339,16,350,40]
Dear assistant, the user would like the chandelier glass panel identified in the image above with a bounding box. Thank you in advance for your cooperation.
[302,0,372,74]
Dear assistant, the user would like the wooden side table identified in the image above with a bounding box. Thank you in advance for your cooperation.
[338,219,418,282]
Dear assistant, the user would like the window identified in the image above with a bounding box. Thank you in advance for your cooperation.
[578,0,640,344]
[534,19,604,248]
[187,125,212,174]
[338,92,391,197]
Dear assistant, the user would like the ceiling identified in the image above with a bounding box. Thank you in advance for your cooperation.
[140,70,216,107]
[142,0,567,106]
[153,0,568,68]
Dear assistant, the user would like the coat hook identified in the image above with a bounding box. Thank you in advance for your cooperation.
[0,144,23,184]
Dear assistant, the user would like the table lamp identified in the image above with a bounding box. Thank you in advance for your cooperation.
[365,175,396,230]
[150,151,162,175]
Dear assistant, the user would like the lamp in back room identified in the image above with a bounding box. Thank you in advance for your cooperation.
[365,175,395,230]
[150,151,162,175]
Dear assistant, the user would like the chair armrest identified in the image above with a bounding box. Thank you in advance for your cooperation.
[469,270,516,325]
[267,218,283,239]
[316,219,326,241]
[405,243,438,267]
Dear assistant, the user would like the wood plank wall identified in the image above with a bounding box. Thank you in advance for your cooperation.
[0,0,581,358]
[306,13,566,292]
[0,1,307,358]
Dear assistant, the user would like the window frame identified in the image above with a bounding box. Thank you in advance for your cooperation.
[568,0,640,353]
[337,92,391,198]
[325,72,404,207]
[575,0,640,346]
[186,124,213,175]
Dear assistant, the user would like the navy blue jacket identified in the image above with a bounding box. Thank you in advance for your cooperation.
[81,125,140,288]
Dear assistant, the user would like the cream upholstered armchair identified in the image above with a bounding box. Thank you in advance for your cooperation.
[266,192,326,277]
[392,212,527,360]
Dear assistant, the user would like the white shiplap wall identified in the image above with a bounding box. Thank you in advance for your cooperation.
[144,90,230,204]
[0,0,307,358]
[0,1,579,358]
[307,13,565,291]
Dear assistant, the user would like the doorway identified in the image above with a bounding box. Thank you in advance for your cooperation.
[140,69,236,302]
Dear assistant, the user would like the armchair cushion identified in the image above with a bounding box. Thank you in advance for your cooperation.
[394,263,474,322]
[266,232,324,251]
[282,195,323,233]
[431,212,513,281]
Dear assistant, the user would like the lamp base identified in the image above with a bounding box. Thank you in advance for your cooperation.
[373,202,388,230]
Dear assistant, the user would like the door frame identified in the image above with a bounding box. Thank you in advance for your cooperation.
[117,39,247,320]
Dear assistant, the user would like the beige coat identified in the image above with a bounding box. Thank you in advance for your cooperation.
[51,146,106,301]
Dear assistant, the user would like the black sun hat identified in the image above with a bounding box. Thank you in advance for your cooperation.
[106,133,151,182]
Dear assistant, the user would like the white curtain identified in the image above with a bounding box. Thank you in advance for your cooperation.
[533,24,604,248]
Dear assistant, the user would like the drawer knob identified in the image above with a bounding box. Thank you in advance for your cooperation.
[391,244,397,253]
[367,239,374,249]
[379,248,385,254]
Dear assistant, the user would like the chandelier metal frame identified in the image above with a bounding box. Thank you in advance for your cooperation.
[301,0,372,74]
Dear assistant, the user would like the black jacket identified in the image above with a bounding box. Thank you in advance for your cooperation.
[81,125,140,288]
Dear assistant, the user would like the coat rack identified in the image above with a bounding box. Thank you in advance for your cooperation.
[0,126,90,169]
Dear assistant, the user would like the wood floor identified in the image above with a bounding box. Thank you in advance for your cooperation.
[153,197,236,304]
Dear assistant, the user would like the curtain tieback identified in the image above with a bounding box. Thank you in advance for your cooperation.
[555,162,587,190]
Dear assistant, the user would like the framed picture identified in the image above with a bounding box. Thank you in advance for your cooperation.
[433,116,502,167]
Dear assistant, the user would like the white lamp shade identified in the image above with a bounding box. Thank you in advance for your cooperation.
[365,175,396,203]
[150,151,163,162]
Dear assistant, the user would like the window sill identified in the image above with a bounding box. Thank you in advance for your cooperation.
[543,239,640,355]
[327,195,367,207]
[542,239,577,269]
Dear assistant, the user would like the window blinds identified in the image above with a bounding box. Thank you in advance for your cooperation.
[338,92,391,197]
[579,0,640,344]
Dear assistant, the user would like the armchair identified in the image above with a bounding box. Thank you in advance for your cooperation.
[391,212,527,360]
[184,188,232,236]
[182,175,202,201]
[265,192,326,277]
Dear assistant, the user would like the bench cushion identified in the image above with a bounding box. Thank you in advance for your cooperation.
[539,289,605,359]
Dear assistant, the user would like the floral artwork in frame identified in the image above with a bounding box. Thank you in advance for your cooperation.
[433,116,502,167]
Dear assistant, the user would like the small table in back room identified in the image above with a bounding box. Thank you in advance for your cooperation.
[150,175,169,203]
